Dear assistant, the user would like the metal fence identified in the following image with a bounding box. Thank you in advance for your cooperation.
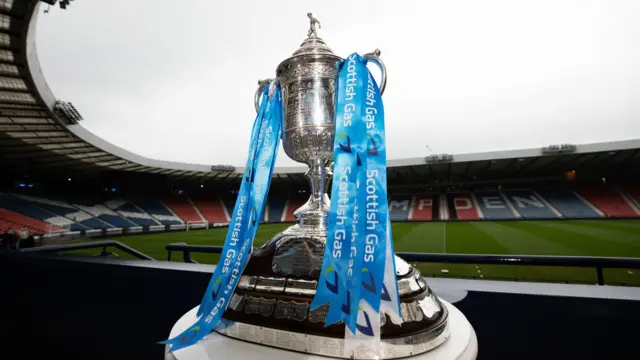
[164,242,640,285]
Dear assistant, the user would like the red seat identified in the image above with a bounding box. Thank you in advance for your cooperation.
[192,197,228,223]
[576,185,638,217]
[283,196,307,222]
[162,195,202,223]
[0,208,62,234]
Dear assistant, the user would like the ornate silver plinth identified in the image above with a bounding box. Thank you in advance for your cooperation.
[232,13,449,359]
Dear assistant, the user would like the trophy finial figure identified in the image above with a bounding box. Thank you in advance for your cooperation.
[307,12,321,38]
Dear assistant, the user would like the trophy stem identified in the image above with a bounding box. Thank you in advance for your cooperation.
[293,159,332,229]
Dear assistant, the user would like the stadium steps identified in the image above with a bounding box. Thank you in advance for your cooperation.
[500,192,522,218]
[439,194,449,220]
[104,199,161,226]
[0,208,61,234]
[575,185,638,217]
[161,195,203,223]
[446,194,457,220]
[432,195,440,220]
[470,193,485,219]
[70,203,125,228]
[187,197,207,223]
[130,198,183,225]
[616,186,640,216]
[502,190,558,219]
[531,190,564,218]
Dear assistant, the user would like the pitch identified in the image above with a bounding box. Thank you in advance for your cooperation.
[76,219,640,286]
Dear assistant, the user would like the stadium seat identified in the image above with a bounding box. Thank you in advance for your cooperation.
[411,195,435,221]
[104,199,160,226]
[266,195,286,223]
[162,195,205,223]
[9,193,111,229]
[131,198,183,225]
[535,188,601,218]
[0,193,86,231]
[0,208,62,234]
[621,185,640,211]
[191,196,229,224]
[74,203,135,228]
[389,195,412,221]
[446,193,482,220]
[473,191,519,220]
[575,185,638,217]
[503,190,560,219]
[283,195,307,222]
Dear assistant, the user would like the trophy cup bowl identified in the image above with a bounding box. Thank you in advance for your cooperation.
[213,15,451,359]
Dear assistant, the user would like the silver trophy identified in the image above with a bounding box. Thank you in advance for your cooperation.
[217,14,449,359]
[255,13,387,278]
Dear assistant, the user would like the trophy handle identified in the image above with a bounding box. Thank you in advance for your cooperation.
[363,49,387,95]
[254,78,273,113]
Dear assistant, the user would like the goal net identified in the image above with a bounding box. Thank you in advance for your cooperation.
[186,221,209,231]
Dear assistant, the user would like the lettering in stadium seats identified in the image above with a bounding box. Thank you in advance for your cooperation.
[454,198,472,210]
[482,196,505,209]
[389,200,409,211]
[512,196,544,208]
[418,199,432,210]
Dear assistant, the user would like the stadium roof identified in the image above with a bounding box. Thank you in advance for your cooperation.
[1,1,640,187]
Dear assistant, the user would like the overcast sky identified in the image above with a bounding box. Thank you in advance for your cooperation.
[35,0,640,167]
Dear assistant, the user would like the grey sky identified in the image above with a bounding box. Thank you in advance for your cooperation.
[35,0,640,167]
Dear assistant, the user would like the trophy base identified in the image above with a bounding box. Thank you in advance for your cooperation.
[164,300,477,360]
[213,229,453,358]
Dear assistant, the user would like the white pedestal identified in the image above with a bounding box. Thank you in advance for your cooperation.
[165,300,477,360]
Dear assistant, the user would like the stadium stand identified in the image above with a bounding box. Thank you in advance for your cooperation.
[447,193,482,220]
[575,184,639,218]
[12,193,112,229]
[621,185,640,210]
[0,193,86,231]
[412,195,435,221]
[162,195,204,223]
[503,190,560,219]
[389,195,413,221]
[105,199,160,226]
[131,198,183,225]
[191,196,228,224]
[266,195,287,223]
[0,208,61,234]
[4,183,640,236]
[283,195,307,222]
[534,188,601,218]
[71,199,136,228]
[219,194,239,222]
[474,191,519,220]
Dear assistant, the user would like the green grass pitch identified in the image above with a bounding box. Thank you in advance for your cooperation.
[70,219,640,286]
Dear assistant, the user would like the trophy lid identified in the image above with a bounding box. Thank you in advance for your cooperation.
[291,36,335,57]
[276,13,342,74]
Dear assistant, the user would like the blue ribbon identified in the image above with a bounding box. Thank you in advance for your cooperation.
[312,54,365,332]
[312,53,401,356]
[162,85,282,353]
[358,67,388,313]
